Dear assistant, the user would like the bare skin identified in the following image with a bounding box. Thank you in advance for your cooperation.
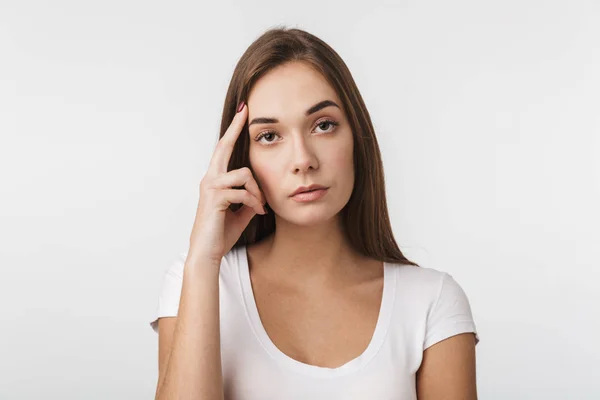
[245,234,385,368]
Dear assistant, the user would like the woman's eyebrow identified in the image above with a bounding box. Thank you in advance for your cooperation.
[248,99,340,127]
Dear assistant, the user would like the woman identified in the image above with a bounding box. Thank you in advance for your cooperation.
[150,26,480,399]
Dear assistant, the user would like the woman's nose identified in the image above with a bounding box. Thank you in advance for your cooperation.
[290,135,319,173]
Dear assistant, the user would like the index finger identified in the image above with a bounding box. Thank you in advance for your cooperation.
[208,101,248,175]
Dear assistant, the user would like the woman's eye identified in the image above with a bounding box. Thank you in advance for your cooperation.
[255,131,279,144]
[315,119,339,133]
[254,119,339,145]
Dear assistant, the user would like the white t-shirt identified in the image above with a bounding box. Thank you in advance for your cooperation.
[150,244,480,400]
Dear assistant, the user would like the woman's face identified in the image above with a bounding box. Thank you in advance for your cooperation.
[247,61,355,227]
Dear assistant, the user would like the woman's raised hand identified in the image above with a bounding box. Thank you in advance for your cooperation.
[188,102,267,264]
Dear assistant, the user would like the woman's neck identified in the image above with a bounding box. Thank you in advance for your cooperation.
[249,217,373,288]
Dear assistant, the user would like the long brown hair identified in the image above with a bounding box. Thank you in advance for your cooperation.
[218,25,420,268]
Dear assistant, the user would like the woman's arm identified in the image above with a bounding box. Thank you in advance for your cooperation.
[155,254,224,400]
[416,332,478,399]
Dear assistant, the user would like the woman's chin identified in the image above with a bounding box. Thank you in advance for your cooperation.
[277,207,340,226]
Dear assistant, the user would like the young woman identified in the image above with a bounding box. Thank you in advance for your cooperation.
[150,26,480,400]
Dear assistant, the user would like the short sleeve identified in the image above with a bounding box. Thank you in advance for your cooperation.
[423,272,480,350]
[149,251,188,334]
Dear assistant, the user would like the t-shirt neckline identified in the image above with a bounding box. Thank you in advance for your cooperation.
[237,244,396,379]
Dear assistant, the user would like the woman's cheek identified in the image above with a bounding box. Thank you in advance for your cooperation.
[328,136,353,168]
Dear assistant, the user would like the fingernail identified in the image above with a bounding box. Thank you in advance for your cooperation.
[237,101,245,113]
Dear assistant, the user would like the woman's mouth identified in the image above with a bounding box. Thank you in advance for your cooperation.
[290,188,328,202]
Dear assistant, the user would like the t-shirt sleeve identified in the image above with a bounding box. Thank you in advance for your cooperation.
[149,251,187,334]
[423,272,480,350]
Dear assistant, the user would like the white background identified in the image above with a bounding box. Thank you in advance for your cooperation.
[1,0,599,398]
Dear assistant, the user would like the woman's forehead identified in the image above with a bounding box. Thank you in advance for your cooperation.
[247,63,340,114]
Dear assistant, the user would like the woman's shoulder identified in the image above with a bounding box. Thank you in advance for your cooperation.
[390,262,447,286]
[390,263,472,307]
[389,263,480,347]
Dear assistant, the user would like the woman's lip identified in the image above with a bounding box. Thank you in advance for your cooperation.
[291,186,328,196]
[290,188,328,202]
